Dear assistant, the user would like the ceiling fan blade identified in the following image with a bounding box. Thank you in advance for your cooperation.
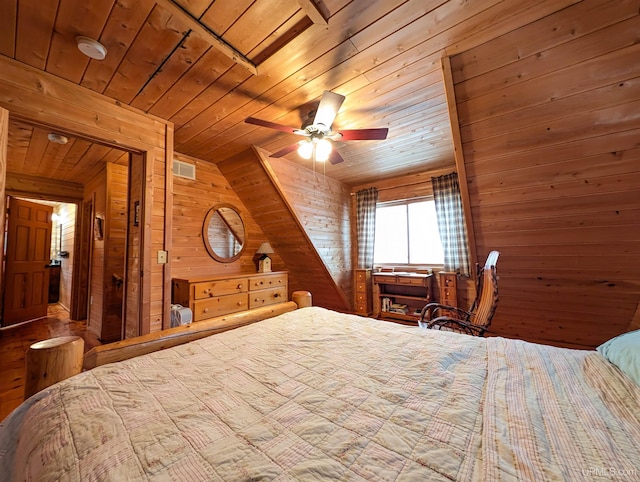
[313,91,345,129]
[328,149,344,165]
[336,128,389,141]
[245,117,300,134]
[270,143,300,158]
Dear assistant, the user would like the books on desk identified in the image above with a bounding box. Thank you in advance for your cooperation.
[389,303,408,314]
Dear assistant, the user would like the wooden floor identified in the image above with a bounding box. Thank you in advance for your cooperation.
[0,304,101,422]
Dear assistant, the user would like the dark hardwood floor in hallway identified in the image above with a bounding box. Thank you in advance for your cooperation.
[0,304,101,422]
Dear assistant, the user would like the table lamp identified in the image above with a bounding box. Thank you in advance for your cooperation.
[256,242,274,273]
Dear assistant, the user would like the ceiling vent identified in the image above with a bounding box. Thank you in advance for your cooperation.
[173,159,196,180]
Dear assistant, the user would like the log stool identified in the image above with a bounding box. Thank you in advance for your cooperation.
[24,336,85,400]
[292,291,312,308]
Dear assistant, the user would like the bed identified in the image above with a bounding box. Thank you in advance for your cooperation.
[1,306,639,481]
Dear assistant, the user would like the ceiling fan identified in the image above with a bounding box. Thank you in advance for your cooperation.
[245,91,388,164]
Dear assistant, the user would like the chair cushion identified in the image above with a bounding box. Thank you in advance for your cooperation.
[597,329,640,386]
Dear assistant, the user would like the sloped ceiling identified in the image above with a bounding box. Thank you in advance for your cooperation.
[1,0,580,185]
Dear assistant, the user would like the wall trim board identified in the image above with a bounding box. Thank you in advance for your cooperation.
[440,55,478,271]
[5,172,84,202]
[0,107,7,302]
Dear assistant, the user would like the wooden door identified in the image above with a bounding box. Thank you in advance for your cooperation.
[3,198,53,325]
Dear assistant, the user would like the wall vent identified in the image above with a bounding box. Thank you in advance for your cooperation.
[173,159,196,180]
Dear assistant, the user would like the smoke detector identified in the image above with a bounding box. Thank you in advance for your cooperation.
[76,36,107,60]
[48,133,69,145]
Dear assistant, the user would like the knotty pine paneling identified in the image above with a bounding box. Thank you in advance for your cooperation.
[124,153,143,339]
[218,148,350,311]
[0,55,171,335]
[450,0,640,349]
[170,152,285,280]
[267,157,353,306]
[104,163,127,341]
[83,163,128,342]
[84,168,106,339]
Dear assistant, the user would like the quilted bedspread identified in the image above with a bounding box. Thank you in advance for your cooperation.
[1,307,639,481]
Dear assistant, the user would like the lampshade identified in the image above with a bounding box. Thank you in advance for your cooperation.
[297,140,313,159]
[315,138,332,162]
[256,242,274,254]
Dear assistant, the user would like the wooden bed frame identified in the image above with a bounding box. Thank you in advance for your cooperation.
[83,301,298,370]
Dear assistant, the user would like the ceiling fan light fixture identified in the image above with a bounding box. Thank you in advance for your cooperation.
[315,138,332,162]
[76,36,107,60]
[297,140,313,160]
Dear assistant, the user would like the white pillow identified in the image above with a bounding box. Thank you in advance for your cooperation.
[597,329,640,386]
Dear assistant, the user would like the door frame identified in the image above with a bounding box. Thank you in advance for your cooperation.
[0,56,172,336]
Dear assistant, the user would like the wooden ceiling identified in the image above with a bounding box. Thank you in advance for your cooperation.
[2,0,578,186]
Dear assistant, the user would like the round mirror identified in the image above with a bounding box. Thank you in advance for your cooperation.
[202,204,246,262]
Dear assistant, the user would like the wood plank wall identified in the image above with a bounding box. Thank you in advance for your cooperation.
[267,157,354,305]
[0,55,171,335]
[84,163,128,342]
[218,148,350,311]
[124,153,143,338]
[450,0,640,349]
[104,163,128,341]
[170,152,285,280]
[85,169,105,338]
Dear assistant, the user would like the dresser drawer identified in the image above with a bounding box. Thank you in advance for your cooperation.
[250,274,287,291]
[441,288,457,304]
[355,292,367,303]
[193,279,247,299]
[355,282,368,293]
[192,293,248,321]
[355,271,368,282]
[396,276,427,286]
[373,275,396,284]
[249,286,287,309]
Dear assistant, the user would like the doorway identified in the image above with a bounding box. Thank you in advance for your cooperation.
[1,117,135,342]
[2,197,82,326]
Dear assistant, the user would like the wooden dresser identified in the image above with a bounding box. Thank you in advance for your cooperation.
[354,269,372,316]
[172,271,288,322]
[438,271,458,308]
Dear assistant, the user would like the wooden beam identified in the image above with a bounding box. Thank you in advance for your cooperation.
[5,172,83,202]
[154,0,258,75]
[296,0,328,25]
[440,55,478,275]
[83,301,298,369]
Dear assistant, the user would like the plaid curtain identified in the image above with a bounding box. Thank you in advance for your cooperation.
[432,172,471,276]
[355,187,378,269]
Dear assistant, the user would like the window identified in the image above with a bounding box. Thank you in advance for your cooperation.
[374,199,444,265]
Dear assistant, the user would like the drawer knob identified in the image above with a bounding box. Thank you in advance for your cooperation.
[237,301,243,306]
[237,284,242,289]
[274,293,280,298]
[203,308,208,313]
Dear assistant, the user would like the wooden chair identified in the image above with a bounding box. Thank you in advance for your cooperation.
[419,251,499,336]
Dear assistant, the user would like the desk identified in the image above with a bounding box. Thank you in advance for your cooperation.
[372,272,433,323]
